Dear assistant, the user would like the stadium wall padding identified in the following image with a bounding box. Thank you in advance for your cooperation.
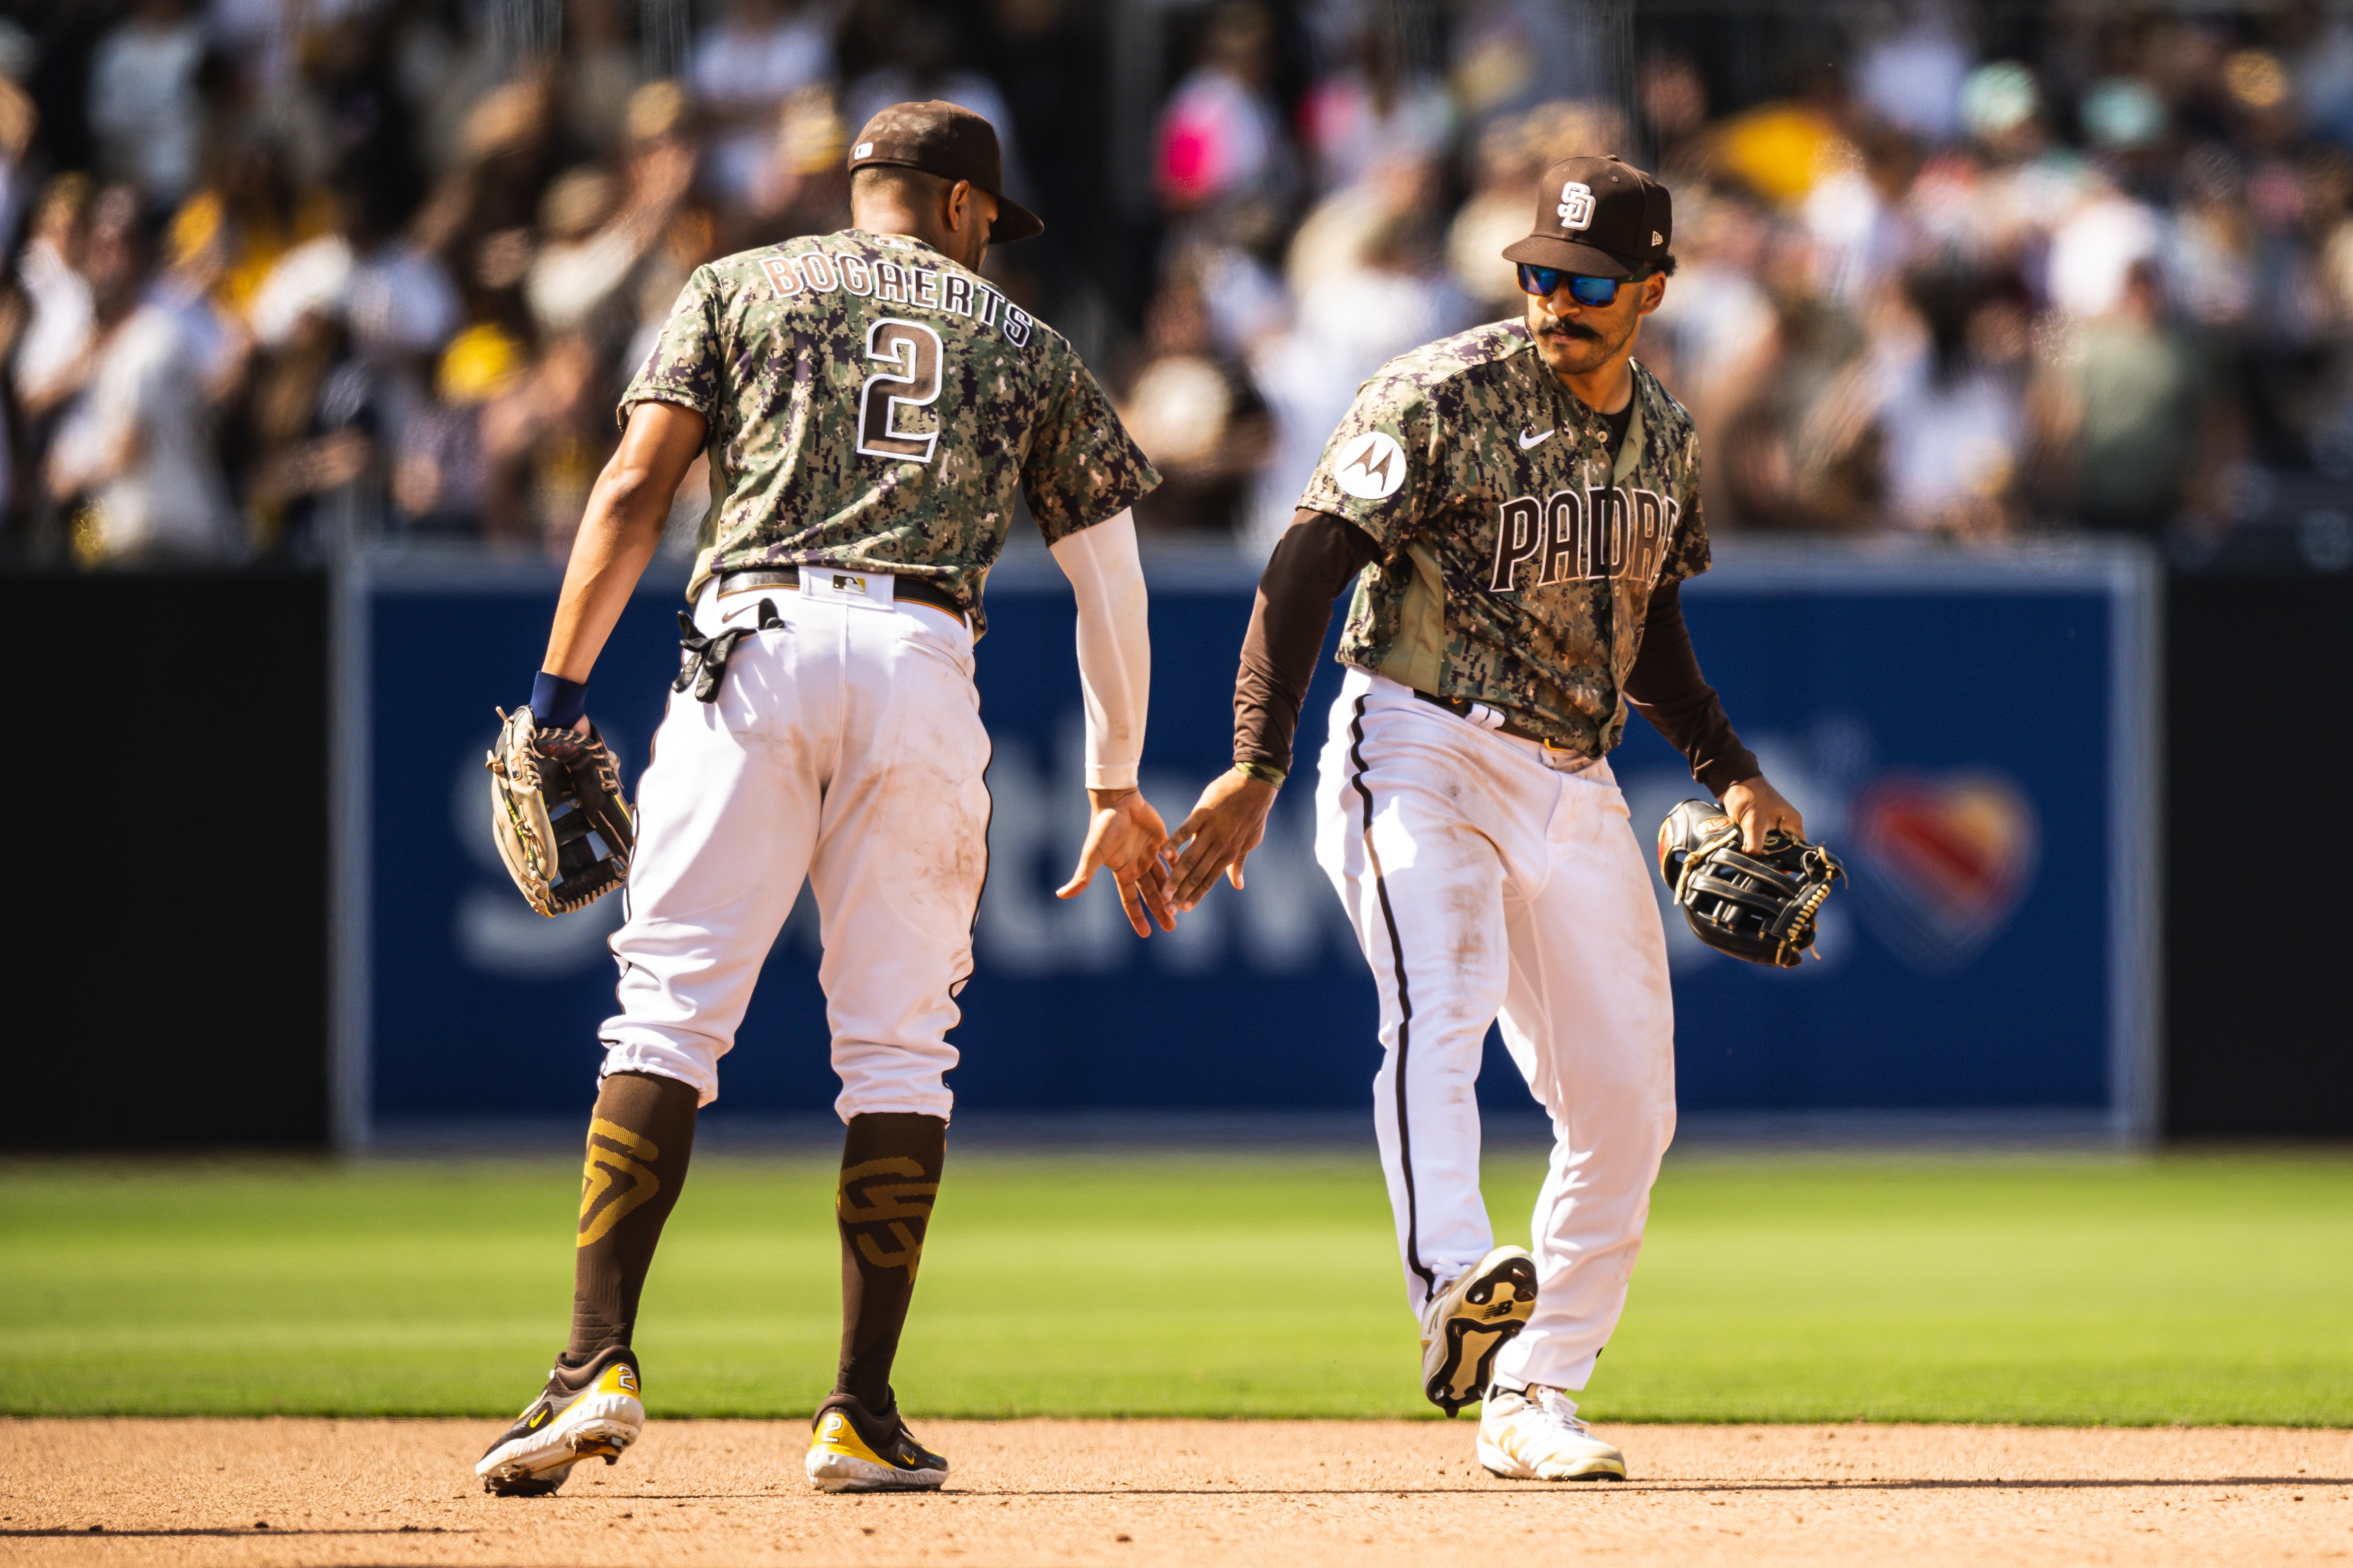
[3,568,331,1150]
[2162,571,2353,1138]
[356,543,2158,1139]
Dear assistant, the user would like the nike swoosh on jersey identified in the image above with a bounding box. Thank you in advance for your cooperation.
[1517,427,1556,450]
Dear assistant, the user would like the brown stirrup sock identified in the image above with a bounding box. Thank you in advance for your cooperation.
[833,1113,946,1409]
[563,1071,699,1366]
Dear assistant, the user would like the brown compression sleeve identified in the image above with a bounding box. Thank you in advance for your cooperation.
[835,1112,946,1411]
[1234,509,1382,781]
[568,1070,699,1362]
[1623,581,1762,798]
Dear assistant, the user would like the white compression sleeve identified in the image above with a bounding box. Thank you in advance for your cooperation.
[1047,508,1150,792]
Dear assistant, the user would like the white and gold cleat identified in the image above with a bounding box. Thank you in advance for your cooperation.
[475,1347,645,1497]
[1476,1382,1627,1481]
[1419,1246,1538,1415]
[806,1392,948,1493]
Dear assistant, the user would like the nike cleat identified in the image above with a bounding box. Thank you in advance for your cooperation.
[1419,1245,1538,1415]
[475,1345,645,1497]
[805,1392,948,1493]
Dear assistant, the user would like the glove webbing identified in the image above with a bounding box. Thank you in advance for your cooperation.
[1677,835,1839,964]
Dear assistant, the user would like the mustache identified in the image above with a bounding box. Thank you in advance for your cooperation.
[1538,320,1603,342]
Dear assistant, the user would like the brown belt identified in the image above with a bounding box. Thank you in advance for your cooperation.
[1411,687,1567,749]
[720,567,967,623]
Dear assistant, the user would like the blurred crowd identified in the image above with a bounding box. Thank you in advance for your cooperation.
[3,0,2352,567]
[0,0,1075,565]
[1131,1,2353,550]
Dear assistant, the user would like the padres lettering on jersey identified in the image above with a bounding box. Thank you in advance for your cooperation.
[1298,321,1710,757]
[622,229,1157,636]
[1486,483,1677,592]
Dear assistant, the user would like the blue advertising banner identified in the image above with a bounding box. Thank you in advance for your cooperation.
[346,542,2155,1138]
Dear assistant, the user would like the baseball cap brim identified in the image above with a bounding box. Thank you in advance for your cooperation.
[987,194,1043,244]
[853,153,1044,244]
[1500,234,1640,277]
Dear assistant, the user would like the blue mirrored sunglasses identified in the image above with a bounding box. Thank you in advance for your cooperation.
[1517,263,1644,305]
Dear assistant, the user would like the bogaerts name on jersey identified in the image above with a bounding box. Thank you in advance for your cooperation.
[756,248,1035,349]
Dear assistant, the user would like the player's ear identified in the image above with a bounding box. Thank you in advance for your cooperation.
[1639,273,1668,315]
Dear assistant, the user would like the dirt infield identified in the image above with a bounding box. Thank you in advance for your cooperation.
[2,1419,2347,1566]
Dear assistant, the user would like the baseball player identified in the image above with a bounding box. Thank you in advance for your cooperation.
[1168,156,1803,1480]
[474,102,1166,1498]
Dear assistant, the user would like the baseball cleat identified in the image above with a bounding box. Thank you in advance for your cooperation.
[1476,1383,1627,1481]
[1419,1245,1538,1415]
[475,1345,645,1497]
[805,1392,948,1493]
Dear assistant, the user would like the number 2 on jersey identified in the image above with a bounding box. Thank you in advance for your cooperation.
[858,318,943,463]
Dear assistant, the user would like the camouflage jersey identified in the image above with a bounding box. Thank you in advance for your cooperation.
[620,229,1158,636]
[1298,320,1710,757]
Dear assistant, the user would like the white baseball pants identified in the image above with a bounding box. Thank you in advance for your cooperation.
[598,578,992,1122]
[1314,669,1678,1393]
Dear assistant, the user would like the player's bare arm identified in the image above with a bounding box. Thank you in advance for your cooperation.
[541,399,709,690]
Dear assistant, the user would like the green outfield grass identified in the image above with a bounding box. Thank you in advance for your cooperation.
[6,1149,2351,1424]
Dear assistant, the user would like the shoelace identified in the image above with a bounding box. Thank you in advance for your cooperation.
[1524,1385,1591,1435]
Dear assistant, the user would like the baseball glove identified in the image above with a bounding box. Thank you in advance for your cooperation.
[1656,798,1843,968]
[486,705,636,916]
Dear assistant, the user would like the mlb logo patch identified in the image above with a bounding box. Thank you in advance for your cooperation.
[800,569,896,610]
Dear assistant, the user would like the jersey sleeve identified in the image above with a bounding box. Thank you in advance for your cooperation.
[1020,345,1160,544]
[1294,372,1439,552]
[617,265,723,426]
[1657,428,1712,588]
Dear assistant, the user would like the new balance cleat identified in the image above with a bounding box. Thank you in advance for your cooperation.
[1418,1245,1538,1415]
[805,1392,948,1493]
[475,1345,645,1497]
[1476,1383,1627,1481]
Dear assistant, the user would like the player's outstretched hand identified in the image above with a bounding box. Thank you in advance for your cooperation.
[1721,774,1805,853]
[1057,787,1176,937]
[1167,769,1279,913]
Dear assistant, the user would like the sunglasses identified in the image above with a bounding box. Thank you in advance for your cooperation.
[1517,264,1649,305]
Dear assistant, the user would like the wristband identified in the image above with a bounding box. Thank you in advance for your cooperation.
[1233,759,1287,786]
[530,670,590,730]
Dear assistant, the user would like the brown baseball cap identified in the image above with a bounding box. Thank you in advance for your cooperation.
[1502,155,1672,279]
[848,101,1044,244]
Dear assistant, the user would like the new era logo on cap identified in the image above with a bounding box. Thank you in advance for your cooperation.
[854,141,873,157]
